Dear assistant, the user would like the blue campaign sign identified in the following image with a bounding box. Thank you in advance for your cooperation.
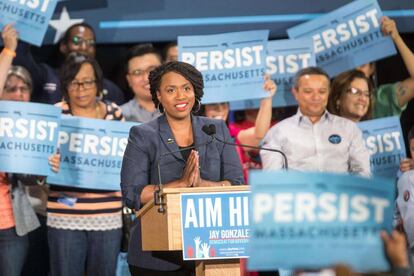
[0,101,60,176]
[358,116,406,179]
[230,38,315,110]
[47,116,137,190]
[181,191,250,260]
[178,30,269,104]
[0,0,58,46]
[248,171,395,272]
[287,0,397,77]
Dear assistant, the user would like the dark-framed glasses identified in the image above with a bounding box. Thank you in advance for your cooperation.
[4,85,30,94]
[68,79,96,91]
[346,87,372,98]
[72,36,96,47]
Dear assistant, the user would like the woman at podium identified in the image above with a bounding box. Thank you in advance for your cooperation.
[121,61,244,275]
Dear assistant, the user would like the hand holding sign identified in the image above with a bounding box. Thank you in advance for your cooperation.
[400,158,414,173]
[0,0,58,46]
[287,0,397,77]
[381,16,399,41]
[48,153,61,173]
[1,24,18,52]
[262,75,277,98]
[230,38,315,110]
[381,230,409,269]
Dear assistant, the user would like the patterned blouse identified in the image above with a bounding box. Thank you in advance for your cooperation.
[47,100,126,231]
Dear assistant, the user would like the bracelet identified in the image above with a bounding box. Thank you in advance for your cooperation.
[2,48,16,58]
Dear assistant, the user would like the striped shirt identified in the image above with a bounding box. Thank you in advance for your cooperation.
[47,101,125,231]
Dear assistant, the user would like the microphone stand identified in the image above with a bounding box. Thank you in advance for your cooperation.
[213,135,288,170]
[202,124,288,170]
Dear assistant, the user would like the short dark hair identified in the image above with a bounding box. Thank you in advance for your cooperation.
[61,22,96,44]
[293,66,330,89]
[162,41,177,62]
[60,53,104,101]
[125,44,161,73]
[328,69,373,121]
[149,61,204,112]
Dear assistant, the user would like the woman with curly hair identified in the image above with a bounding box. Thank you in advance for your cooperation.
[121,61,244,275]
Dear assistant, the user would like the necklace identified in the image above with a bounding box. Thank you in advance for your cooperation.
[95,102,101,119]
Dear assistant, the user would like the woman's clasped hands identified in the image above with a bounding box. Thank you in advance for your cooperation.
[181,150,202,188]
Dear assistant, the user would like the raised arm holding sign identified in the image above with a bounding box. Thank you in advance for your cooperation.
[0,0,58,46]
[0,24,17,99]
[287,0,397,77]
[230,38,315,110]
[357,16,414,119]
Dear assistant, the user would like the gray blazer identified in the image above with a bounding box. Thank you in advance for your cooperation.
[121,114,244,270]
[8,174,40,236]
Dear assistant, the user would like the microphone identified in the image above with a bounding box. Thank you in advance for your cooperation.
[154,134,214,213]
[202,124,288,170]
[201,124,216,136]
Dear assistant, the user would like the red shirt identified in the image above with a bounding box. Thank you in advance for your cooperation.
[0,173,15,229]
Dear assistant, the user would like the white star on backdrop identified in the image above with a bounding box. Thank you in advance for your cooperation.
[49,6,84,44]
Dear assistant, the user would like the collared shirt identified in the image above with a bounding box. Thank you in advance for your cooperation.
[121,99,161,123]
[261,110,371,177]
[396,170,414,250]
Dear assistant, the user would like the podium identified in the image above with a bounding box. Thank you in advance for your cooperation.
[136,185,249,276]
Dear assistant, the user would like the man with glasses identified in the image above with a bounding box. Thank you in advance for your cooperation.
[121,44,162,122]
[261,67,370,176]
[14,23,125,105]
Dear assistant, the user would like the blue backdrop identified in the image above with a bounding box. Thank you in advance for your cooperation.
[39,0,414,45]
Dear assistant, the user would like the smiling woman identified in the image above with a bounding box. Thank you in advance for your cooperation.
[328,69,373,122]
[121,61,244,274]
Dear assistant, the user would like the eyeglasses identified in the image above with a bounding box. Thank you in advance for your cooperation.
[128,66,158,78]
[4,86,30,94]
[346,87,372,98]
[72,36,96,47]
[68,80,96,91]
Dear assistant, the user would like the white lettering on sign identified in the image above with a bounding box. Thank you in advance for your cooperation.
[312,9,379,53]
[0,117,57,141]
[57,131,128,157]
[253,192,389,223]
[365,131,402,155]
[181,45,264,71]
[184,198,223,228]
[229,196,249,226]
[8,0,51,12]
[266,53,312,74]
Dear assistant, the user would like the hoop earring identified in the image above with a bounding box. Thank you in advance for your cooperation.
[192,99,201,113]
[157,103,164,113]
